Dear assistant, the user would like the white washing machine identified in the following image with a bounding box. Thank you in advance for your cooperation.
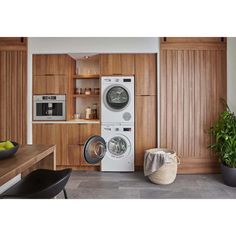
[83,124,134,172]
[101,76,134,124]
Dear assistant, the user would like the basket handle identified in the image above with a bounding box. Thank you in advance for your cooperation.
[176,156,181,165]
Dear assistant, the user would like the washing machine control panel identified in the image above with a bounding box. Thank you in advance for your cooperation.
[103,126,132,132]
[103,76,133,84]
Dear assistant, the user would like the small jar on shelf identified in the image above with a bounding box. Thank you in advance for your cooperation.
[94,88,100,95]
[91,103,98,119]
[75,88,83,94]
[84,88,92,95]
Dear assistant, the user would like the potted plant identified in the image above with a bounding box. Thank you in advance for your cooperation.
[209,102,236,187]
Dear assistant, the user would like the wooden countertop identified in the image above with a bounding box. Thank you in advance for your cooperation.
[32,119,100,124]
[0,144,56,186]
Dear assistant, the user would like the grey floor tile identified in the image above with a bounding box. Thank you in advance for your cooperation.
[63,188,140,199]
[79,180,119,189]
[56,171,236,199]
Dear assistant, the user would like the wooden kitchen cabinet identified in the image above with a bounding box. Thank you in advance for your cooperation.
[33,75,67,94]
[79,124,101,144]
[135,54,157,95]
[100,54,134,75]
[79,124,101,166]
[33,124,64,165]
[135,96,157,167]
[33,54,73,76]
[67,145,81,166]
[33,123,100,167]
[32,54,75,120]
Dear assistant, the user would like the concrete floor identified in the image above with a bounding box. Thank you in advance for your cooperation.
[57,171,236,199]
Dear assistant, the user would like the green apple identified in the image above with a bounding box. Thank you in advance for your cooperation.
[4,141,15,150]
[0,147,6,151]
[0,142,6,148]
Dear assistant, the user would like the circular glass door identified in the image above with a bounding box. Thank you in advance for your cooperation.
[83,136,107,164]
[108,136,128,157]
[105,86,129,110]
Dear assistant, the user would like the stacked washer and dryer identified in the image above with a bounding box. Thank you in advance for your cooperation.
[83,76,135,172]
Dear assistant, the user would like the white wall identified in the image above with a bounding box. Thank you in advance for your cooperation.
[227,37,236,113]
[28,37,160,144]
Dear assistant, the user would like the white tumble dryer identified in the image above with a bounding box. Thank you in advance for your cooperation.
[83,124,134,172]
[101,76,134,124]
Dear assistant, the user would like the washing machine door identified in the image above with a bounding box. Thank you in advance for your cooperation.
[108,136,129,157]
[105,86,129,111]
[83,135,107,164]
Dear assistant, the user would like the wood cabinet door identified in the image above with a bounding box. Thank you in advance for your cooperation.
[135,96,157,167]
[121,54,134,75]
[0,51,27,144]
[33,75,67,94]
[33,54,70,76]
[67,145,81,166]
[100,54,122,75]
[33,124,64,165]
[67,125,80,166]
[79,124,100,166]
[135,54,157,95]
[160,44,227,173]
[100,54,134,75]
[79,124,101,144]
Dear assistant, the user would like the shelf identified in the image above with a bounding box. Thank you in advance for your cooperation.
[73,74,100,79]
[73,94,99,98]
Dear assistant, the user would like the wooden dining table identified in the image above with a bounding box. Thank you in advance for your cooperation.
[0,144,56,186]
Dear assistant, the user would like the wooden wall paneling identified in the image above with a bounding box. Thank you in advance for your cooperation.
[135,96,157,167]
[0,52,7,140]
[0,51,27,144]
[0,37,27,51]
[160,42,227,173]
[161,37,226,43]
[135,54,157,95]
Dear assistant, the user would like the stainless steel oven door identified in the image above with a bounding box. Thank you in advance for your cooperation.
[33,96,66,120]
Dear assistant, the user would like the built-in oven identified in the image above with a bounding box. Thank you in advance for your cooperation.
[33,95,66,120]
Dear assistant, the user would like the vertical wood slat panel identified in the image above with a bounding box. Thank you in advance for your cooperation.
[0,51,27,144]
[160,44,226,173]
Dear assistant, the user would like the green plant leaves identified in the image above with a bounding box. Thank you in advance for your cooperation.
[209,105,236,168]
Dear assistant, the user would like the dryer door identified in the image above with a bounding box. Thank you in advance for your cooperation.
[83,135,107,164]
[105,86,130,111]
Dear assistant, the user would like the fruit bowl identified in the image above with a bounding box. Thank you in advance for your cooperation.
[0,141,19,160]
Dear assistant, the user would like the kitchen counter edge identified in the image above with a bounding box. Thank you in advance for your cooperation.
[32,119,100,124]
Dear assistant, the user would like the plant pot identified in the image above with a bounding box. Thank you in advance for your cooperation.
[221,163,236,187]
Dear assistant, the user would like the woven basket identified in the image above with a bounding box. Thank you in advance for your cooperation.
[146,148,180,185]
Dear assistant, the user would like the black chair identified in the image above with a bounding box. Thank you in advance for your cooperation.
[0,168,72,199]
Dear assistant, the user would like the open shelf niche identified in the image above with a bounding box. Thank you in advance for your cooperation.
[73,54,100,120]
